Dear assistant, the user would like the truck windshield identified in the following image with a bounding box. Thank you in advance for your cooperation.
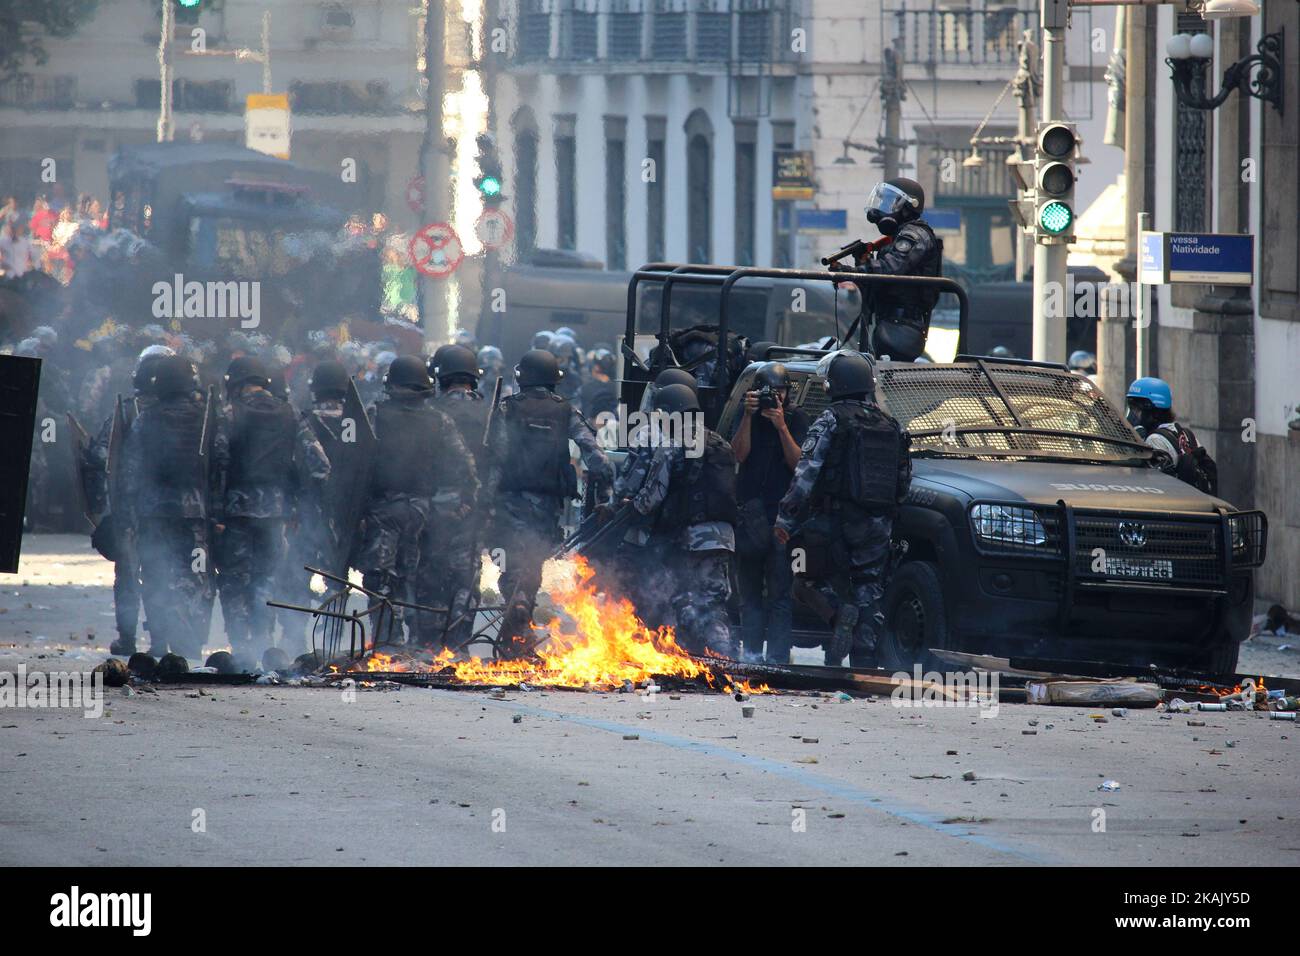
[188,216,332,277]
[876,362,1152,464]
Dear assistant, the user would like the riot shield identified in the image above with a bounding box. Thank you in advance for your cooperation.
[65,412,96,528]
[106,397,129,523]
[0,355,41,572]
[319,376,376,578]
[98,396,138,567]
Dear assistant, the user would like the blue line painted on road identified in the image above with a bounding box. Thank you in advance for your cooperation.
[454,692,1050,864]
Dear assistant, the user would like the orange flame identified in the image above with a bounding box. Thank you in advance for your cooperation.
[345,557,767,693]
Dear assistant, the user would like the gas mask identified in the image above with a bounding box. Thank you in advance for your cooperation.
[865,182,919,237]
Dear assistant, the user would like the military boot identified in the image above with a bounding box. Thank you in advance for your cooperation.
[109,632,137,656]
[826,603,858,667]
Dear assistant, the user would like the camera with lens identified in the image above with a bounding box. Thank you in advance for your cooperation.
[757,384,779,410]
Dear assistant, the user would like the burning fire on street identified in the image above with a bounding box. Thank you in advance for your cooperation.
[338,557,771,695]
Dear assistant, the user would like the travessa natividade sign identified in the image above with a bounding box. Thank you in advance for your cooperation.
[1139,231,1255,286]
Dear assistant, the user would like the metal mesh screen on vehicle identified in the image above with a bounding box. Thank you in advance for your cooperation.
[876,362,1139,458]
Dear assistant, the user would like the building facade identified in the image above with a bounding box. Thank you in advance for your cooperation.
[1091,3,1297,610]
[0,0,427,221]
[491,0,1119,277]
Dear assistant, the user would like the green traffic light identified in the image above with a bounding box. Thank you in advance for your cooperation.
[177,0,203,7]
[1039,200,1073,235]
[478,175,502,198]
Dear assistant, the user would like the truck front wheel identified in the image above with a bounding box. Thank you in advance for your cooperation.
[879,560,948,672]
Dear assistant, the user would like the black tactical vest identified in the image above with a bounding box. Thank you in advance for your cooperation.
[497,390,572,497]
[818,402,906,511]
[143,397,206,489]
[876,220,944,318]
[658,430,738,530]
[437,391,489,479]
[228,390,296,490]
[371,398,442,497]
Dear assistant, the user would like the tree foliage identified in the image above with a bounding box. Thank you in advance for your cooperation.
[0,0,100,81]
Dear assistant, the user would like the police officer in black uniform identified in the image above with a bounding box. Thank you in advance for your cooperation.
[213,356,330,661]
[356,355,477,644]
[276,359,352,644]
[838,178,943,363]
[775,351,911,667]
[87,345,174,656]
[414,344,492,651]
[489,348,612,654]
[120,355,218,660]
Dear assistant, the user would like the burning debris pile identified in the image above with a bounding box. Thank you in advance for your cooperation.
[334,558,770,695]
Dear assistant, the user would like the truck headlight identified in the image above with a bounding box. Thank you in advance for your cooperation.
[1228,512,1266,566]
[970,504,1048,548]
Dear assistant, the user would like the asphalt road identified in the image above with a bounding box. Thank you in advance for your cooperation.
[3,535,1298,866]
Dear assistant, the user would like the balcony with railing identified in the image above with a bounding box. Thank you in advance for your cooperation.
[890,2,1038,69]
[509,0,793,71]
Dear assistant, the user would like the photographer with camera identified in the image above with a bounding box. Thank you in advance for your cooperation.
[729,362,810,664]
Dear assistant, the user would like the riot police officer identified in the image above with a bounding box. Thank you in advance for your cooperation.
[838,178,943,363]
[414,344,492,650]
[276,359,353,643]
[489,348,612,654]
[629,384,738,659]
[603,368,702,629]
[120,355,218,660]
[356,355,477,643]
[1126,377,1217,494]
[775,351,912,667]
[213,356,330,661]
[87,344,174,656]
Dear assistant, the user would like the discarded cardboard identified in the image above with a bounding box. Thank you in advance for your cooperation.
[1024,679,1162,707]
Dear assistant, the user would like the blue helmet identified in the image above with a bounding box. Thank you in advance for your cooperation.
[1126,376,1172,410]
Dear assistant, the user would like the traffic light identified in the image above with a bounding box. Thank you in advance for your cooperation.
[176,0,203,7]
[1034,121,1079,242]
[474,133,505,206]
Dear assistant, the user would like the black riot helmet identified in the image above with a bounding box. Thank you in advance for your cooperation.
[515,348,562,388]
[652,383,701,415]
[430,344,481,386]
[133,344,176,395]
[865,177,925,237]
[820,350,876,400]
[150,354,202,399]
[309,360,349,400]
[754,361,790,392]
[224,355,272,395]
[384,354,434,393]
[653,367,697,391]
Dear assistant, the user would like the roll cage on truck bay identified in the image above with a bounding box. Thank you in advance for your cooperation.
[618,264,971,429]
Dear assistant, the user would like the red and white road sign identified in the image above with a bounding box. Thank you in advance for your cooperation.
[405,176,425,213]
[474,207,515,251]
[408,223,463,279]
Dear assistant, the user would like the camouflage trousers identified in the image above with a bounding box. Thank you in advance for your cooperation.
[414,508,483,651]
[806,509,892,667]
[607,536,675,631]
[670,549,736,659]
[356,494,431,643]
[216,517,287,653]
[136,517,214,659]
[492,493,564,644]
